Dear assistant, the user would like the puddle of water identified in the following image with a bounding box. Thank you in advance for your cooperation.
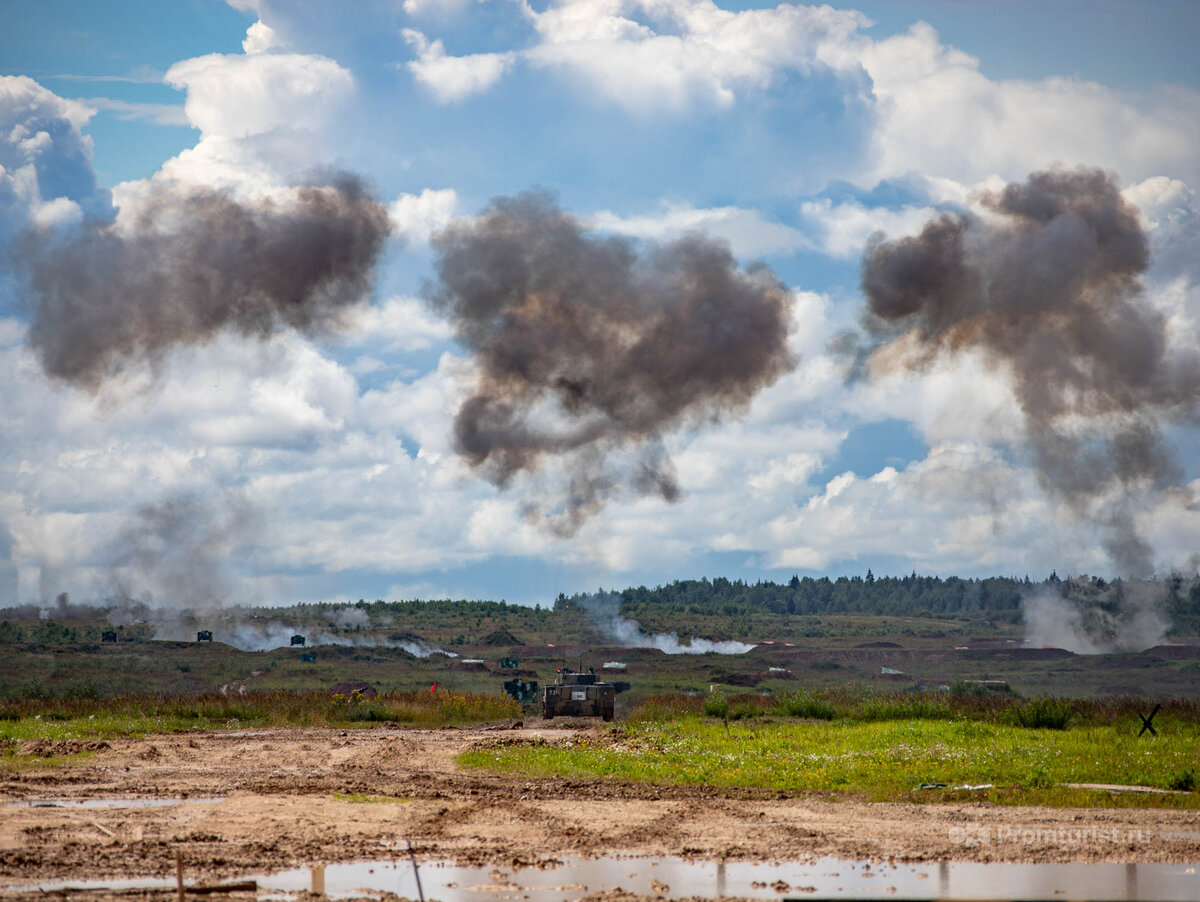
[6,856,1200,900]
[7,797,225,809]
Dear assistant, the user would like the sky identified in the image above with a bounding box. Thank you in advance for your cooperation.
[1,0,1198,609]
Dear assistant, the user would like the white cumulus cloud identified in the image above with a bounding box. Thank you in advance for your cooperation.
[402,28,515,103]
[0,76,110,238]
[389,187,458,243]
[591,202,811,258]
[858,21,1200,186]
[797,197,937,259]
[523,0,868,113]
[398,0,867,111]
[164,52,353,140]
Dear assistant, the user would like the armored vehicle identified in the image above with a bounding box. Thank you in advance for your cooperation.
[542,667,615,721]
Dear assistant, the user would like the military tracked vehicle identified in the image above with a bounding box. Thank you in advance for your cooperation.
[542,667,615,721]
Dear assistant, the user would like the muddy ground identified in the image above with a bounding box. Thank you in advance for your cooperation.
[1,724,1198,898]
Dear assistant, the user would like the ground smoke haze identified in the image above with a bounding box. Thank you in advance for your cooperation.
[16,175,391,390]
[1021,578,1169,654]
[861,167,1200,576]
[428,191,796,534]
[153,610,455,656]
[579,592,755,654]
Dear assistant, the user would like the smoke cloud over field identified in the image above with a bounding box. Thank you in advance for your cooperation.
[578,592,756,654]
[0,521,16,607]
[92,602,457,656]
[861,167,1200,575]
[429,191,796,533]
[177,615,452,656]
[103,492,257,610]
[14,175,391,390]
[1021,579,1170,654]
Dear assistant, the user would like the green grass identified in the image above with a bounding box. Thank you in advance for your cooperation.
[0,690,521,742]
[460,714,1200,809]
[0,751,89,773]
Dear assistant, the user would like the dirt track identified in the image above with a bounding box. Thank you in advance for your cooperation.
[1,724,1198,894]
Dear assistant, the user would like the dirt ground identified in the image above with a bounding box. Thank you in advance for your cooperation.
[1,724,1198,898]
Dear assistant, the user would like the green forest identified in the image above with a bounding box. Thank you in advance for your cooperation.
[4,570,1200,648]
[561,572,1200,635]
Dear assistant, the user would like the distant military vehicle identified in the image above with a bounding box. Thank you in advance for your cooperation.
[542,667,615,722]
[196,630,213,642]
[290,634,306,646]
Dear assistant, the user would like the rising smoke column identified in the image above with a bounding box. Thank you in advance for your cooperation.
[15,175,391,390]
[861,167,1200,575]
[428,191,796,533]
[0,520,17,606]
[577,592,756,654]
[104,492,257,609]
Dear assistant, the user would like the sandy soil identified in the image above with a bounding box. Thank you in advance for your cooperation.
[1,724,1198,897]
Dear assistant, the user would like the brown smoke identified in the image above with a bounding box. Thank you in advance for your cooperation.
[861,167,1200,575]
[17,174,391,389]
[428,190,796,534]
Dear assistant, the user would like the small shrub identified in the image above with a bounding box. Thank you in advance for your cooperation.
[628,694,701,721]
[1026,765,1053,789]
[727,701,759,721]
[1169,769,1196,792]
[779,692,836,720]
[1010,698,1072,730]
[949,680,989,697]
[62,680,100,701]
[858,696,953,722]
[702,692,729,720]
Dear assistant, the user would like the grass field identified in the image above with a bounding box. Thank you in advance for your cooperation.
[4,682,1196,811]
[459,692,1200,809]
[0,689,520,745]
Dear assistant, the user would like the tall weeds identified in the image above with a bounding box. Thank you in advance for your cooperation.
[629,689,1200,730]
[0,690,521,739]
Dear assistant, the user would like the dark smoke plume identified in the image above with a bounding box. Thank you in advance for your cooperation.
[428,191,795,533]
[861,167,1200,575]
[16,175,391,389]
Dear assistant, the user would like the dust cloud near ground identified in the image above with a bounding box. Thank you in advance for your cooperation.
[0,725,1197,898]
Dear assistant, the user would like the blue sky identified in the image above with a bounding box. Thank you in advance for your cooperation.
[1,0,1198,608]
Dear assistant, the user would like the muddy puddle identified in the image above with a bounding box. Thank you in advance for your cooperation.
[6,856,1200,900]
